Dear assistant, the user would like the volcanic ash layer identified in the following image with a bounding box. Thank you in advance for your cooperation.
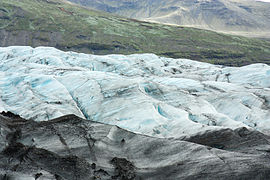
[0,112,270,180]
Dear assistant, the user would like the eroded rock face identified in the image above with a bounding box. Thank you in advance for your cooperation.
[67,0,270,37]
[0,113,270,180]
[0,46,270,138]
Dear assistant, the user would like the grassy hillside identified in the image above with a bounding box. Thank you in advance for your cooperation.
[1,0,270,66]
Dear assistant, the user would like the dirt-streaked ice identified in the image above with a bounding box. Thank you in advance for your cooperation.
[0,46,269,137]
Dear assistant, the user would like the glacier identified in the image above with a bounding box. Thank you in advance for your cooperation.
[0,46,270,138]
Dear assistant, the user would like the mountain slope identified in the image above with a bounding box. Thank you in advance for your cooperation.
[1,46,270,137]
[0,0,270,66]
[68,0,270,38]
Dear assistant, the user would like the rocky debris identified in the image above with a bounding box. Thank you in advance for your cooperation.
[182,127,270,154]
[0,113,270,179]
[111,157,136,180]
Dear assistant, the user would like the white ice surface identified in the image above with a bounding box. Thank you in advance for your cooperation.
[0,46,270,137]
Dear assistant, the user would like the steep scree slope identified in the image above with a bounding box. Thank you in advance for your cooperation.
[67,0,270,38]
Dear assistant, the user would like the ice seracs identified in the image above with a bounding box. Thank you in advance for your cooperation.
[0,46,269,137]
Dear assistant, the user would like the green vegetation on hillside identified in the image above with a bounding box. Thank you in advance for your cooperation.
[1,0,270,66]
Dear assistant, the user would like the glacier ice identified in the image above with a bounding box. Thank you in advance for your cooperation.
[0,46,270,137]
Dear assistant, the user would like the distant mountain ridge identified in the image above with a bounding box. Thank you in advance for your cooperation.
[1,0,270,66]
[68,0,270,38]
